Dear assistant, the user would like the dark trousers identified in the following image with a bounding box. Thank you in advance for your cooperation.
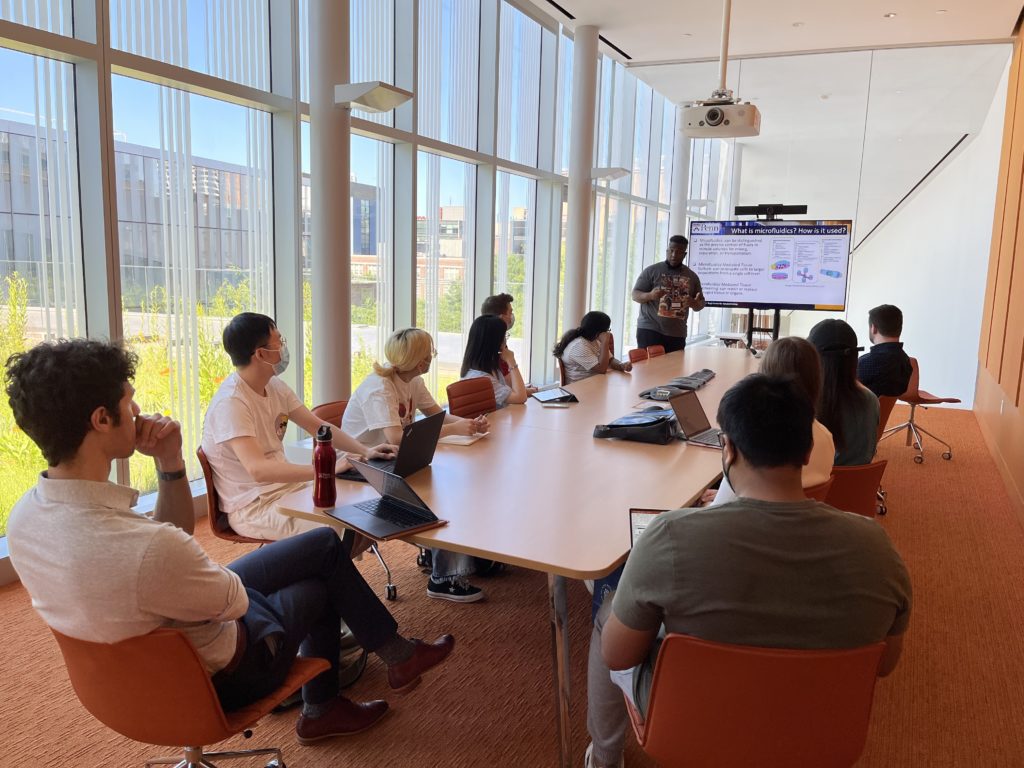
[212,527,398,710]
[636,328,686,353]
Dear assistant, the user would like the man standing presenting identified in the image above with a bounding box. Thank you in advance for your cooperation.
[631,234,706,352]
[858,304,913,397]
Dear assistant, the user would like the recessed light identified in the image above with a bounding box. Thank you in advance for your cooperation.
[883,12,897,18]
[935,9,948,13]
[792,21,804,28]
[820,93,830,100]
[682,32,692,37]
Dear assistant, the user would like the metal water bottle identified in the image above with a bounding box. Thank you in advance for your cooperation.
[312,425,337,508]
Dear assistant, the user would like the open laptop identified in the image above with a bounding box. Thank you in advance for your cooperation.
[629,508,668,547]
[337,409,445,481]
[669,390,723,449]
[325,459,447,540]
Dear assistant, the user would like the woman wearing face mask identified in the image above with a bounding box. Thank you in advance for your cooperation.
[343,327,491,604]
[201,312,397,542]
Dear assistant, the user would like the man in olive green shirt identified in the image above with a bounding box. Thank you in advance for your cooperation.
[584,375,912,768]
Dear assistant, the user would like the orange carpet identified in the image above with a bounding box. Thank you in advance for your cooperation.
[1,405,1024,767]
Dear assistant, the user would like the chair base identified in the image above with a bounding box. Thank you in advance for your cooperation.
[880,403,953,464]
[145,746,283,768]
[370,543,397,601]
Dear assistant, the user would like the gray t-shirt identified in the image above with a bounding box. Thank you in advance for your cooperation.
[613,498,911,706]
[833,385,880,466]
[633,261,703,337]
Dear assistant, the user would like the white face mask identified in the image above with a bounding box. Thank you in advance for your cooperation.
[262,342,290,376]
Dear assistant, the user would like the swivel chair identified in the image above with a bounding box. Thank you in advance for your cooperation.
[623,633,886,768]
[880,357,960,464]
[51,626,329,768]
[446,377,497,418]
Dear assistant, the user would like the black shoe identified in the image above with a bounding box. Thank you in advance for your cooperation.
[473,558,508,577]
[426,576,484,603]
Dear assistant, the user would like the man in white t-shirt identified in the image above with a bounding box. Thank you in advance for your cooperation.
[202,312,396,541]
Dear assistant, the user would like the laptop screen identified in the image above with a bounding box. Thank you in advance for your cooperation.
[669,390,712,437]
[351,459,433,516]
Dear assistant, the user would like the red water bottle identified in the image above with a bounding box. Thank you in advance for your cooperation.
[312,425,337,508]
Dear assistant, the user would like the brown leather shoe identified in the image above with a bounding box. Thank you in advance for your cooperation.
[295,696,389,745]
[387,635,456,693]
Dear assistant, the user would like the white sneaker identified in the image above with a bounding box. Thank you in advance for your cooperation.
[583,741,624,768]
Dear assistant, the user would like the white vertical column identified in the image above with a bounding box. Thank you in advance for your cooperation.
[668,104,690,237]
[562,24,599,332]
[309,0,351,402]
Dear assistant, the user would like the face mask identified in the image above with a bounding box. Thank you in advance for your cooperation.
[263,342,289,376]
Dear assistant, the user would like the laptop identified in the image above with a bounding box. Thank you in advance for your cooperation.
[337,409,446,481]
[629,508,669,547]
[669,390,723,449]
[325,459,447,541]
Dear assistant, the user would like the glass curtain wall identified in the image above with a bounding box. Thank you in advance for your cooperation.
[0,1,683,537]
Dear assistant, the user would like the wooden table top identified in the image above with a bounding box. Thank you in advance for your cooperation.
[278,346,759,578]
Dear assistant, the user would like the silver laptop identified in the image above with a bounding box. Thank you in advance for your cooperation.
[325,460,447,541]
[669,390,723,449]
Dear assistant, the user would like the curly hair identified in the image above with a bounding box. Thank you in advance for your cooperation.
[5,339,138,466]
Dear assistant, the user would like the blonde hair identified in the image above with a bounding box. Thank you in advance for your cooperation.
[372,328,434,378]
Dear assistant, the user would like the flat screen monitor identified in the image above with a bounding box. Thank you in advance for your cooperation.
[687,219,852,311]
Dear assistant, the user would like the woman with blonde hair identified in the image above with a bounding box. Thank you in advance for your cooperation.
[709,336,835,506]
[343,328,489,603]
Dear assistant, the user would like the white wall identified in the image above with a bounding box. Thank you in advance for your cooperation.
[786,61,1010,408]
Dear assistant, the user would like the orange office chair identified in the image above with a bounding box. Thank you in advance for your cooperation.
[646,344,666,358]
[446,377,497,418]
[804,478,834,502]
[197,447,272,547]
[556,356,568,386]
[624,633,886,768]
[51,626,330,768]
[310,401,398,602]
[311,399,349,427]
[628,348,649,364]
[824,460,888,518]
[880,357,960,464]
[876,396,898,442]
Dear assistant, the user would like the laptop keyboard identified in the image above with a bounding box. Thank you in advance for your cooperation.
[355,499,426,528]
[689,429,723,448]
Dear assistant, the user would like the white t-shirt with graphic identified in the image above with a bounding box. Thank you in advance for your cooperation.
[201,372,303,517]
[342,371,439,448]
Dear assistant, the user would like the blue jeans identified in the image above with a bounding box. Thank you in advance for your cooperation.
[430,547,477,582]
[212,528,398,710]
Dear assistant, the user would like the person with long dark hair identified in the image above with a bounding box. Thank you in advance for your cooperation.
[553,311,632,384]
[710,336,834,505]
[808,319,880,466]
[459,315,535,407]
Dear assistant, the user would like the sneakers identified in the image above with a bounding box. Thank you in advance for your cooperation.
[583,742,624,768]
[295,696,389,744]
[426,576,485,603]
[387,634,456,693]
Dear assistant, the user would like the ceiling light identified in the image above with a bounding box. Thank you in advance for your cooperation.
[682,32,692,37]
[935,9,948,13]
[591,167,631,181]
[792,21,804,27]
[334,81,413,113]
[883,12,897,18]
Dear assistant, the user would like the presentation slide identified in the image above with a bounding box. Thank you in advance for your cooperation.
[687,220,852,311]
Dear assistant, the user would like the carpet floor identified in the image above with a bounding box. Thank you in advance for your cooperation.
[1,405,1023,767]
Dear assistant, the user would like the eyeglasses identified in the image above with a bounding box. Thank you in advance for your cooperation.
[261,336,286,351]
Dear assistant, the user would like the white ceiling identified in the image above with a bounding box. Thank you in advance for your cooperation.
[524,0,1015,246]
[524,0,1020,64]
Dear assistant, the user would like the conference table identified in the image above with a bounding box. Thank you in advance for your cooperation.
[278,345,759,767]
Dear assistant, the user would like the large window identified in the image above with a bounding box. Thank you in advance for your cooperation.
[493,171,536,377]
[111,76,274,494]
[417,151,475,400]
[497,2,541,166]
[0,47,83,535]
[418,0,480,150]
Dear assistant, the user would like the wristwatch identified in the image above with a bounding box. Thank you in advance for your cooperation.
[157,467,188,482]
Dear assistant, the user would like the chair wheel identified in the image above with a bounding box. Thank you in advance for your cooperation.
[942,451,952,460]
[386,585,397,601]
[913,455,924,464]
[266,761,284,768]
[416,549,432,572]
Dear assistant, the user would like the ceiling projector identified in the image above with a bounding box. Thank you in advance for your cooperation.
[683,101,761,138]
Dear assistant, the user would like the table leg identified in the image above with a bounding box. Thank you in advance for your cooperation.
[548,573,572,768]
